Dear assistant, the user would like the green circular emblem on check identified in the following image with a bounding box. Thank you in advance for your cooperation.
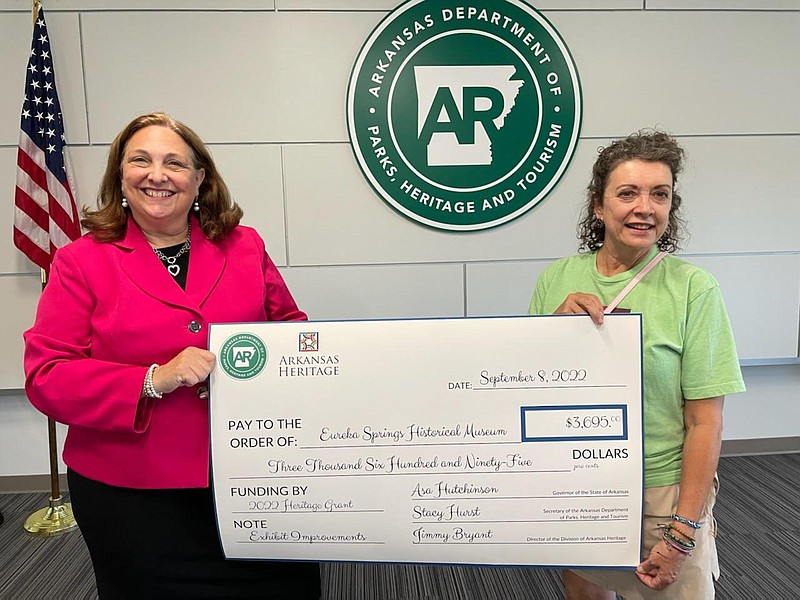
[220,333,268,380]
[347,1,582,231]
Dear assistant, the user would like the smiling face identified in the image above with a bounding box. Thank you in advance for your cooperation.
[121,125,205,236]
[594,159,673,259]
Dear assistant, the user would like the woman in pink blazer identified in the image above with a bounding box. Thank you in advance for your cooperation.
[24,113,320,599]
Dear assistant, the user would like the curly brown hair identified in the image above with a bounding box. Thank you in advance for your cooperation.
[81,112,243,241]
[577,129,687,253]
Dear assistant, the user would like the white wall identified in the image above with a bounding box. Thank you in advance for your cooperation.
[0,0,798,477]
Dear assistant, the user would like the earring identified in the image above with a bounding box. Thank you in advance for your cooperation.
[658,225,673,247]
[592,216,604,230]
[121,197,129,209]
[193,197,200,212]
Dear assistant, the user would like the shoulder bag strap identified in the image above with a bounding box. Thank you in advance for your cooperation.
[603,251,668,315]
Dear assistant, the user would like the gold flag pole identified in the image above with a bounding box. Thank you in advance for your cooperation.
[24,269,78,536]
[21,0,77,537]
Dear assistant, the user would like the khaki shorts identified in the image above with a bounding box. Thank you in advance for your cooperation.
[571,476,719,600]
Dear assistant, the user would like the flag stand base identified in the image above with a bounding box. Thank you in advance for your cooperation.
[24,495,78,537]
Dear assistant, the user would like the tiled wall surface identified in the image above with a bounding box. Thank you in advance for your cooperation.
[0,1,797,475]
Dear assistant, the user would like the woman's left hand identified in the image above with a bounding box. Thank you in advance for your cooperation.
[635,538,687,590]
[152,347,216,395]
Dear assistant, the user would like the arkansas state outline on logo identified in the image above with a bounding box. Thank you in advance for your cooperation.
[347,0,582,231]
[220,333,269,380]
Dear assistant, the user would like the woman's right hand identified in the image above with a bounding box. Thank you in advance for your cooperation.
[152,347,216,395]
[555,293,605,325]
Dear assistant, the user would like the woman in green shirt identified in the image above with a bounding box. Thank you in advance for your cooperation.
[531,131,745,599]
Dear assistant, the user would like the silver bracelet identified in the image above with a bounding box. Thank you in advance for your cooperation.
[143,363,163,399]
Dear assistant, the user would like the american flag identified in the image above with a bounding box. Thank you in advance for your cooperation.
[14,7,81,272]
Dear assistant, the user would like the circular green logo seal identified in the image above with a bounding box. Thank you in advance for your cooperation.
[347,0,582,231]
[220,333,268,380]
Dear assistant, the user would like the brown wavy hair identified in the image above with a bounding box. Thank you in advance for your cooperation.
[577,129,687,253]
[81,112,242,241]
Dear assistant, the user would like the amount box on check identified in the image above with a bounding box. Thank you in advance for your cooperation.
[520,404,628,442]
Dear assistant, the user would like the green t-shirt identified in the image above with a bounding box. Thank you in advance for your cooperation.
[530,247,745,487]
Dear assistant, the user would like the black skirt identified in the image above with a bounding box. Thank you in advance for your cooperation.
[67,468,321,599]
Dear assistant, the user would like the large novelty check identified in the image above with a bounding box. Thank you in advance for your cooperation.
[209,315,644,568]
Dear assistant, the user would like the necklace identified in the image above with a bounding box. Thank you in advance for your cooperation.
[153,224,191,277]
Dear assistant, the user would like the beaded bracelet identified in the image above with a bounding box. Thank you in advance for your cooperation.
[671,513,701,530]
[668,524,695,543]
[143,363,163,399]
[663,528,695,552]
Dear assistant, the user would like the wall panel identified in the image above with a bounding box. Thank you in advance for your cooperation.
[679,136,800,254]
[208,144,288,265]
[0,275,43,389]
[66,145,108,215]
[276,1,645,10]
[546,11,800,137]
[689,254,799,360]
[650,1,800,9]
[0,394,66,477]
[726,366,800,440]
[81,11,379,144]
[466,260,551,317]
[281,263,465,320]
[0,1,275,9]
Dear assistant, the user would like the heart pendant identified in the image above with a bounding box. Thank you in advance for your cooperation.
[168,264,180,276]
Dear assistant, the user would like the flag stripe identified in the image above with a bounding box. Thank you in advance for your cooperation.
[16,146,51,210]
[48,215,75,250]
[18,130,80,226]
[14,186,50,233]
[16,143,82,247]
[14,227,51,271]
[15,163,79,252]
[14,205,50,253]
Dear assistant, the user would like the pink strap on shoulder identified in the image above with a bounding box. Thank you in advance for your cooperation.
[604,251,667,315]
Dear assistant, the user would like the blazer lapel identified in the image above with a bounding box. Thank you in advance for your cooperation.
[185,215,226,308]
[117,219,202,314]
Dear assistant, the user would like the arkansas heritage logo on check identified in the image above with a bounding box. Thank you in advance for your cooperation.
[299,332,319,352]
[347,1,582,231]
[220,333,268,380]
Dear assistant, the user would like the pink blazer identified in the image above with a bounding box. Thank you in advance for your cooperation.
[24,216,306,489]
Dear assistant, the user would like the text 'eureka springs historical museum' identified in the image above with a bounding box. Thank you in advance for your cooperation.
[348,1,582,231]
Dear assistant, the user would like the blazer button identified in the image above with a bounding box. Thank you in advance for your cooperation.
[188,321,202,333]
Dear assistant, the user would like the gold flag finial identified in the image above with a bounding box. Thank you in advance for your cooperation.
[32,0,41,26]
